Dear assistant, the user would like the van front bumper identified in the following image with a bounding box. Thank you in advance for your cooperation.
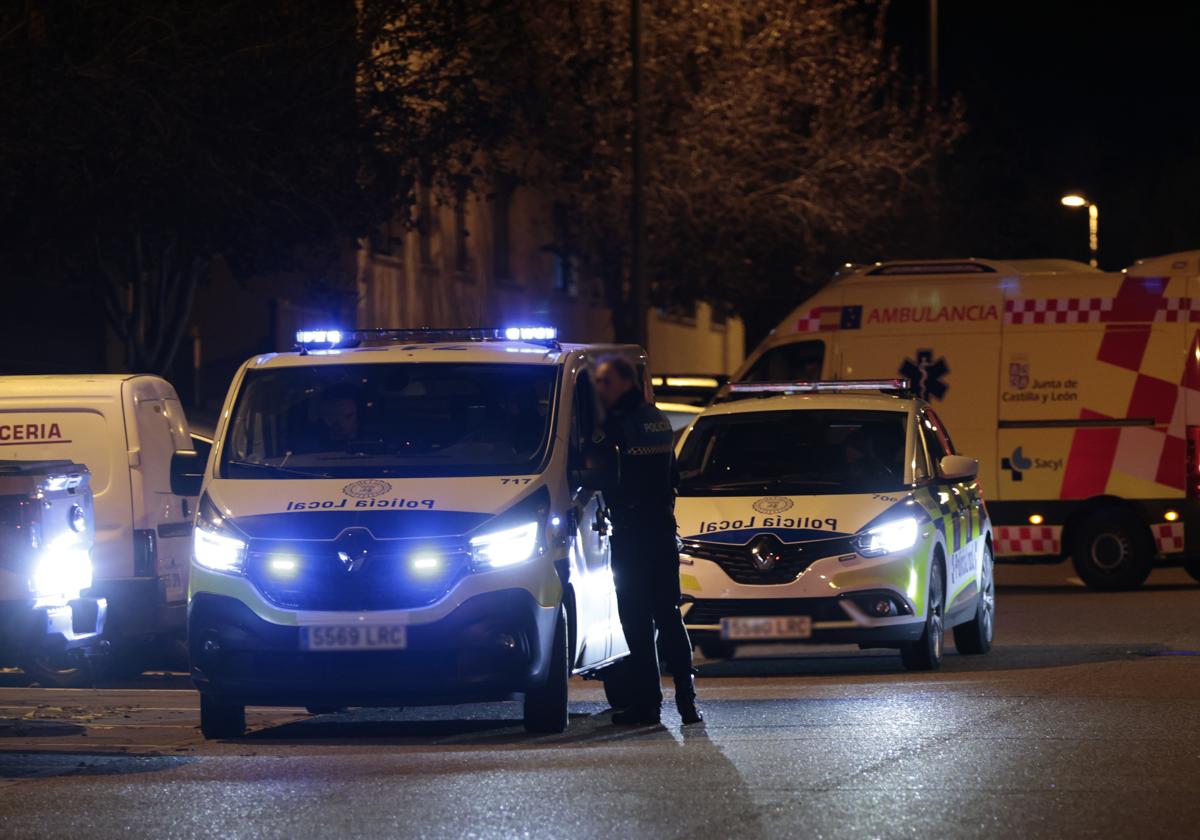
[0,596,108,662]
[188,590,559,707]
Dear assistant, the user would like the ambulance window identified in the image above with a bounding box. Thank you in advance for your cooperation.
[742,341,825,383]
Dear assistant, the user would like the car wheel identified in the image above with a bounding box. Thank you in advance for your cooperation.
[698,641,737,660]
[953,544,995,655]
[200,695,246,739]
[901,556,945,671]
[1071,508,1153,591]
[523,607,569,734]
[21,651,90,688]
[600,659,637,710]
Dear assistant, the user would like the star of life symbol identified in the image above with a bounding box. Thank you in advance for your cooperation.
[900,349,950,401]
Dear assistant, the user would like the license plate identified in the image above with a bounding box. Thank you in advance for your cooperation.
[720,615,812,641]
[300,624,407,651]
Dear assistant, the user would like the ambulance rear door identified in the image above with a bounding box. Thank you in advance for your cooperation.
[834,271,1004,498]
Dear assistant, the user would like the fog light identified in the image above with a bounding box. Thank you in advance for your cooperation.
[411,554,441,575]
[269,556,298,576]
[873,598,894,617]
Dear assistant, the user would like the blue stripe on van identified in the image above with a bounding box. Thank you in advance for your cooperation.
[231,510,492,541]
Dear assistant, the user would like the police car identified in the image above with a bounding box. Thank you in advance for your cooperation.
[675,380,994,670]
[184,327,636,738]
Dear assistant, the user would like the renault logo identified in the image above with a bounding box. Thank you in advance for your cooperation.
[749,536,782,572]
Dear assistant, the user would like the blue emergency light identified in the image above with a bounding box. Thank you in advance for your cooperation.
[293,325,560,351]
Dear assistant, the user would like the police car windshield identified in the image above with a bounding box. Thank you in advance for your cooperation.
[677,409,907,496]
[220,363,557,479]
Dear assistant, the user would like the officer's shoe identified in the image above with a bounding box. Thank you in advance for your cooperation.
[612,706,662,726]
[674,674,704,726]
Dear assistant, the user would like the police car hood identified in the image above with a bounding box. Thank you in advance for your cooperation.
[205,477,538,541]
[676,491,913,544]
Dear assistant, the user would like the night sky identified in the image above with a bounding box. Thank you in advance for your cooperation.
[888,0,1200,270]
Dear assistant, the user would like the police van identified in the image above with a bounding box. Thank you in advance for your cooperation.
[0,375,201,671]
[676,380,993,668]
[729,251,1200,589]
[185,327,636,738]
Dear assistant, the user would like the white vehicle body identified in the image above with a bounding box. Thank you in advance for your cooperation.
[0,375,198,647]
[188,330,637,735]
[674,385,994,666]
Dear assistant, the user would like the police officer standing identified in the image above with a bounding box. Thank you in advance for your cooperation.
[593,357,702,726]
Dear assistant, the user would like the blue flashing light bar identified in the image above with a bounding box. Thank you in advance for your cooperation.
[729,379,910,395]
[293,325,560,350]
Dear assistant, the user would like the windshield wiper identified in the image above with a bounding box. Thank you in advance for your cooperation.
[225,459,331,478]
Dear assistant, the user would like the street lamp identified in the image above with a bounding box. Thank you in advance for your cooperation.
[1061,193,1099,268]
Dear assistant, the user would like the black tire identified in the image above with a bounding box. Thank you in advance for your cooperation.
[953,544,996,655]
[523,607,569,734]
[901,556,945,671]
[601,659,637,710]
[1071,508,1153,591]
[698,641,737,660]
[1186,559,1200,584]
[21,652,90,688]
[200,695,246,739]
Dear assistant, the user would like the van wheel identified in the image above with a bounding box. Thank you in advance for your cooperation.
[600,659,637,710]
[901,557,944,671]
[200,695,246,739]
[22,652,90,688]
[1071,509,1153,591]
[953,544,995,655]
[523,607,569,734]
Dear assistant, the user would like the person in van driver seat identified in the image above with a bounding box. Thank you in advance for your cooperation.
[593,356,702,726]
[298,384,361,453]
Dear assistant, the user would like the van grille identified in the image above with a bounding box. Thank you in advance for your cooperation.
[681,535,855,585]
[246,539,468,612]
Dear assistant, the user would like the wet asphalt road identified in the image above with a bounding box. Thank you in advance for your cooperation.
[1,564,1198,839]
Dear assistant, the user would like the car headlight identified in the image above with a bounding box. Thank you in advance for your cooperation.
[469,521,540,570]
[31,539,93,599]
[855,517,919,558]
[193,495,247,575]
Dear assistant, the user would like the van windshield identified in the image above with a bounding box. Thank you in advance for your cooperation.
[219,363,558,479]
[677,409,908,496]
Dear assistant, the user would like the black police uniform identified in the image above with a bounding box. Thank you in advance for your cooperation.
[599,387,699,722]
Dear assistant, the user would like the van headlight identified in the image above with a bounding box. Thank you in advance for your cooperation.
[855,517,919,558]
[32,541,93,599]
[469,522,540,570]
[193,495,247,575]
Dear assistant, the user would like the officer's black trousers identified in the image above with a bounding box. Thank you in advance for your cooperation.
[611,530,695,710]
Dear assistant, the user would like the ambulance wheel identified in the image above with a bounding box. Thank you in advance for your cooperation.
[200,695,246,739]
[1071,509,1153,591]
[953,544,995,655]
[1186,559,1200,584]
[601,659,637,710]
[22,651,90,688]
[523,607,569,734]
[901,557,944,671]
[698,641,737,660]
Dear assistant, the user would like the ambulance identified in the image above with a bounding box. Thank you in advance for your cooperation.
[676,380,993,668]
[187,327,635,738]
[727,252,1200,590]
[0,375,202,671]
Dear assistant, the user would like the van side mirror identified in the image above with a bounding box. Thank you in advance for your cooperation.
[171,450,205,497]
[939,454,978,482]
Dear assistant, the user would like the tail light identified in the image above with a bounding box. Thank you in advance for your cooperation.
[1187,427,1200,499]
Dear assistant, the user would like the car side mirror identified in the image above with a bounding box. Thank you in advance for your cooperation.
[939,454,978,482]
[171,450,205,497]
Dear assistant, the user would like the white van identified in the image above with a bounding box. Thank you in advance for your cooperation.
[0,375,201,666]
[187,327,634,738]
[731,251,1200,590]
